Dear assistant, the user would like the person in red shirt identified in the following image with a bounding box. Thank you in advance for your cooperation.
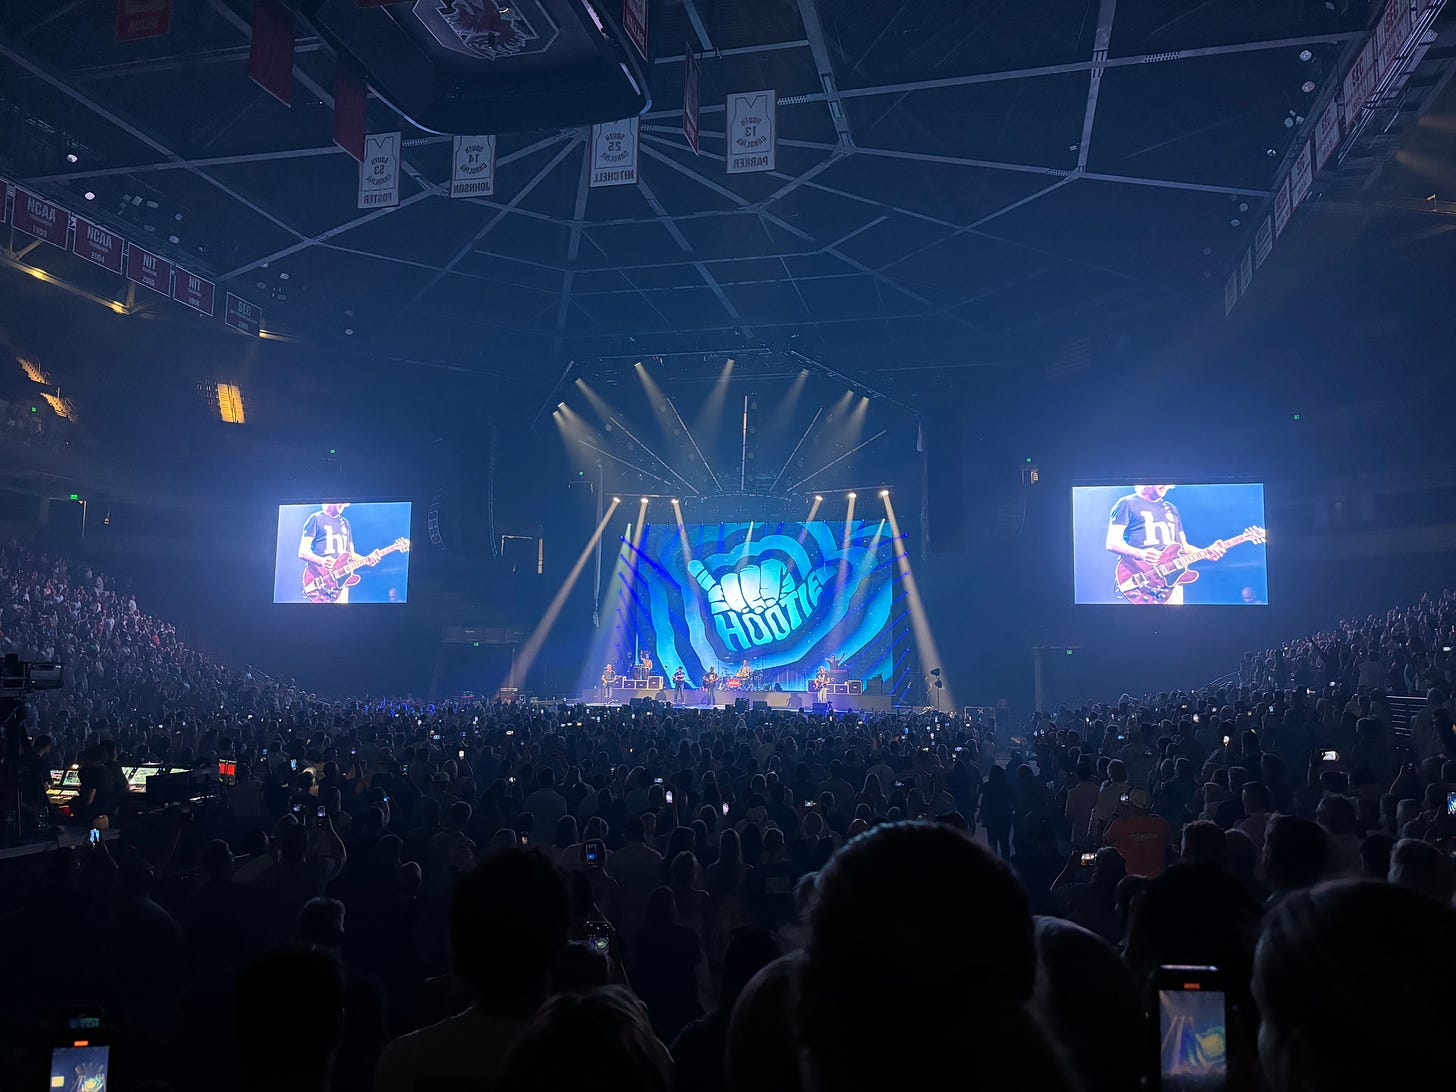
[1102,787,1170,878]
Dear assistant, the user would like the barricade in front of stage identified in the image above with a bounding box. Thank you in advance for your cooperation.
[592,686,894,713]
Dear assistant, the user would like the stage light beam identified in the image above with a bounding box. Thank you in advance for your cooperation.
[883,494,954,710]
[509,497,621,690]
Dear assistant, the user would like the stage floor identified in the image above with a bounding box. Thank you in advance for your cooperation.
[579,686,896,713]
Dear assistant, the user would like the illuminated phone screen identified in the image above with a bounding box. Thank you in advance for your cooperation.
[1158,987,1227,1090]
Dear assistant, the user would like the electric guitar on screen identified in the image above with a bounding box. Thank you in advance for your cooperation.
[302,538,411,603]
[1114,526,1266,604]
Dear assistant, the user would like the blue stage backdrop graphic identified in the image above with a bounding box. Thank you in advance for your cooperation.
[273,502,412,604]
[617,520,901,690]
[1072,483,1268,606]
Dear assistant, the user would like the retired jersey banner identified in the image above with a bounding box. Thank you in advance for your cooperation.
[623,0,648,61]
[116,0,171,40]
[1375,0,1413,80]
[72,218,125,273]
[358,132,401,208]
[224,293,263,336]
[1273,177,1292,237]
[248,0,296,106]
[1238,249,1253,294]
[1254,217,1274,268]
[726,91,776,175]
[1223,271,1239,316]
[173,268,216,317]
[590,117,639,188]
[450,135,496,198]
[1342,40,1378,130]
[683,47,701,155]
[0,177,9,225]
[126,244,172,295]
[1289,141,1314,209]
[1313,98,1341,171]
[12,189,68,249]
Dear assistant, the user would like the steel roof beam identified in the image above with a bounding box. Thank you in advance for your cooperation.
[0,34,306,242]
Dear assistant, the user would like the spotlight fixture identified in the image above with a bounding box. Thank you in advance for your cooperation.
[1238,202,1249,212]
[814,495,823,502]
[612,497,621,503]
[557,402,566,409]
[1231,218,1241,227]
[83,191,95,201]
[880,490,889,497]
[640,496,649,503]
[671,498,680,505]
[1283,116,1295,128]
[848,492,857,500]
[1301,80,1316,93]
[1299,49,1313,62]
[65,153,78,163]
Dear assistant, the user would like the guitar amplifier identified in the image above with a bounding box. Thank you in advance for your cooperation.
[847,679,863,695]
[649,676,665,690]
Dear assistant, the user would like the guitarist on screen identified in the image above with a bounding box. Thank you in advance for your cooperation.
[1106,485,1226,605]
[298,503,381,604]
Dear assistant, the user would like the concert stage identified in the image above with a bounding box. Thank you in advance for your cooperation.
[590,686,896,713]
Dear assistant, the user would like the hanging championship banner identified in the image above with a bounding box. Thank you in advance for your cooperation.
[1238,249,1253,294]
[1273,177,1292,237]
[72,217,125,273]
[127,244,172,295]
[1313,98,1341,171]
[590,117,639,187]
[0,177,9,225]
[1289,141,1314,209]
[450,135,496,198]
[115,0,171,41]
[1375,0,1413,80]
[683,47,701,155]
[172,268,216,317]
[224,293,263,336]
[358,132,401,208]
[1254,217,1274,268]
[623,0,648,61]
[726,90,775,175]
[1342,40,1377,130]
[1223,272,1239,316]
[12,189,68,249]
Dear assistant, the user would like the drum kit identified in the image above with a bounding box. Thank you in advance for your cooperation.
[722,667,764,691]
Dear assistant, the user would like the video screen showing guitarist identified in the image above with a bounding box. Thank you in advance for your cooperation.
[299,503,381,604]
[1106,485,1226,605]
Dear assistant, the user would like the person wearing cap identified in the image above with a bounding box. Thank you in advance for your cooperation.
[1101,786,1170,878]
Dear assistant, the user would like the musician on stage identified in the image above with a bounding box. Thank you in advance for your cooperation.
[672,666,687,702]
[297,502,381,604]
[601,662,617,700]
[815,665,831,703]
[636,649,654,682]
[703,666,719,705]
[1105,485,1226,605]
[736,659,752,687]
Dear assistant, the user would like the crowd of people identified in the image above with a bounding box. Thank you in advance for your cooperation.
[3,539,1456,1091]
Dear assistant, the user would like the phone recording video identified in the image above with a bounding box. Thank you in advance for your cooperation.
[88,828,101,847]
[586,920,611,957]
[664,789,674,805]
[1322,750,1340,763]
[1447,790,1456,818]
[51,1043,110,1092]
[583,840,604,869]
[1155,965,1227,1091]
[1080,851,1097,866]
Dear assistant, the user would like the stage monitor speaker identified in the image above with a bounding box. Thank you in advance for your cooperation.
[295,0,651,134]
[734,698,749,713]
[812,702,830,715]
[752,700,769,711]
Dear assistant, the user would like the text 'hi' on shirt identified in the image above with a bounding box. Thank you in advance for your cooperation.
[1110,494,1184,550]
[303,511,353,559]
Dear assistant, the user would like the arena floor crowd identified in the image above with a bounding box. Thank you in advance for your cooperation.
[3,538,1455,1091]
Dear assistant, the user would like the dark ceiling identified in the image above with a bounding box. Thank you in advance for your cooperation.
[0,0,1449,396]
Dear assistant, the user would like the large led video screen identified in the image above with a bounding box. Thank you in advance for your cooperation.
[618,520,901,690]
[273,502,412,604]
[1073,484,1267,605]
